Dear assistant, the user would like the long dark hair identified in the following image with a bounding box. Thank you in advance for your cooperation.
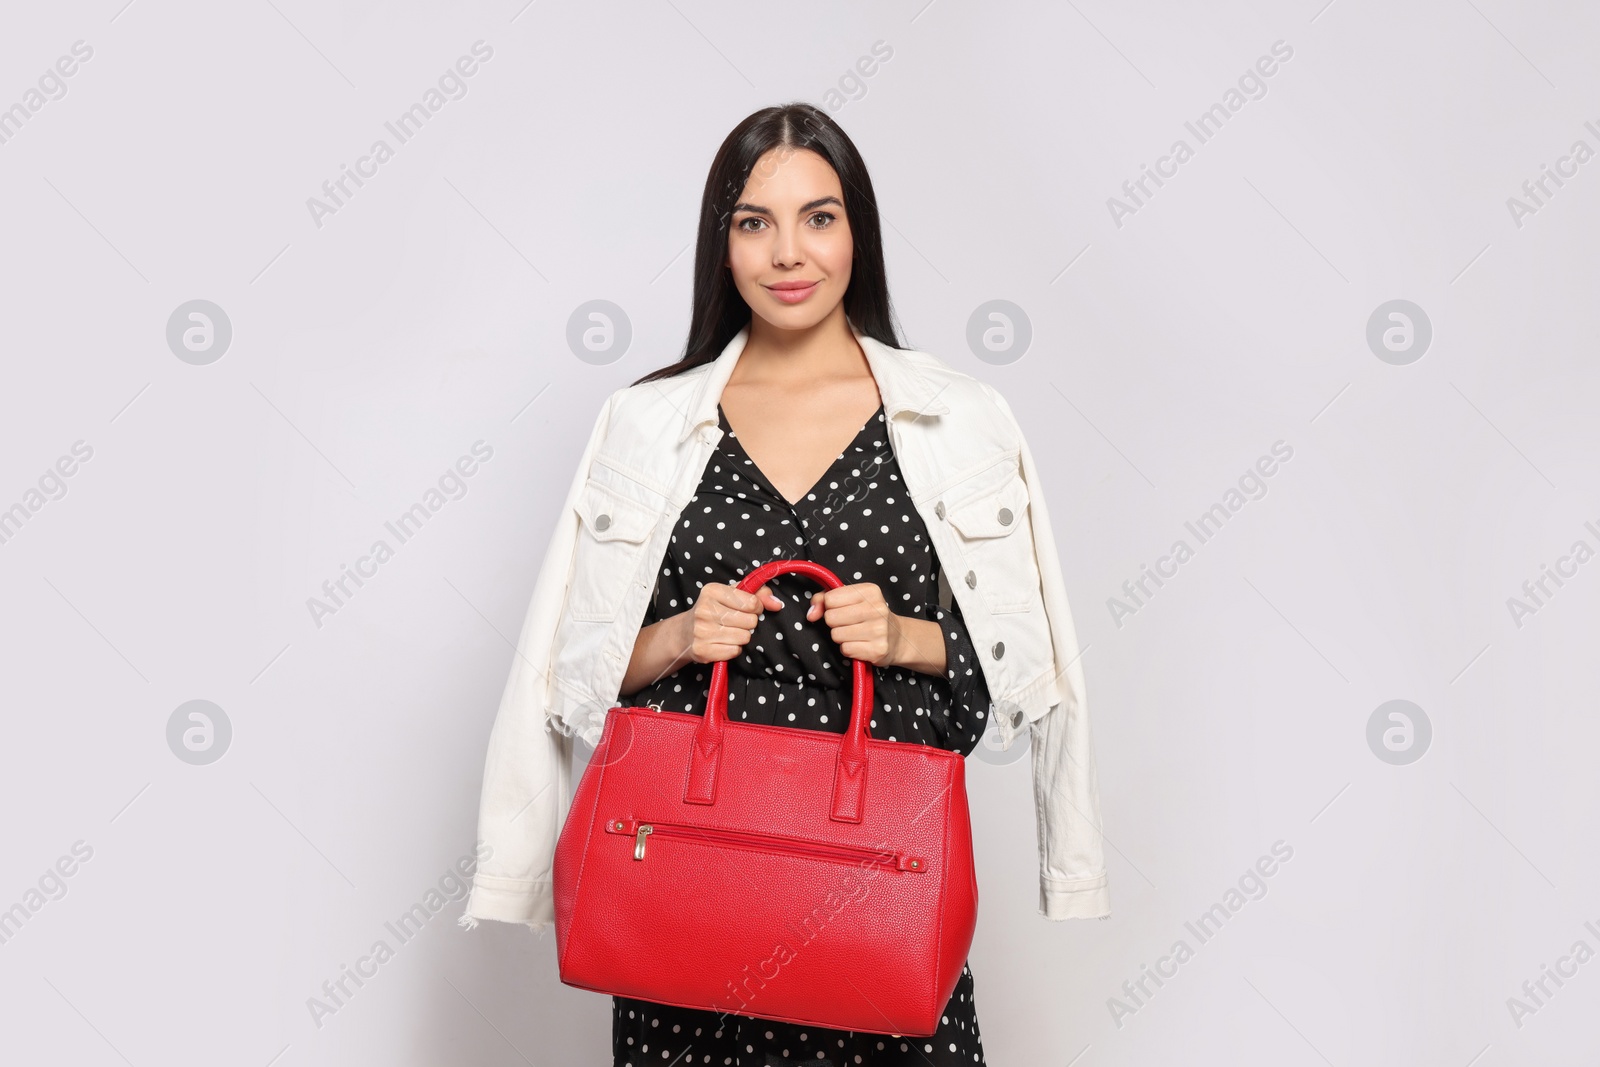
[631,102,903,387]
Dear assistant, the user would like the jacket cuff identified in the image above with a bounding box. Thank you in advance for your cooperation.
[1040,873,1111,920]
[457,874,555,932]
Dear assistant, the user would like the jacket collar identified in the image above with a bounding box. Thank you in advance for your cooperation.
[675,318,951,443]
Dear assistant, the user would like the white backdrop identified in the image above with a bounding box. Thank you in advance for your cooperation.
[2,1,1597,1064]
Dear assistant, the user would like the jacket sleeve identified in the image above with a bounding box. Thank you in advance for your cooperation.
[988,385,1111,921]
[458,390,616,933]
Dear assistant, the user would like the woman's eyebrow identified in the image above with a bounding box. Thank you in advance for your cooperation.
[731,195,844,216]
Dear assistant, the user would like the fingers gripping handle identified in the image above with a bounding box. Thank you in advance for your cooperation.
[711,560,877,737]
[683,559,874,822]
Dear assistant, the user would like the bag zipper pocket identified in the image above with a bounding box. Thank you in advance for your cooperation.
[604,816,927,872]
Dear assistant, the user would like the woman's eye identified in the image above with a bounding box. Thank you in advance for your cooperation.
[733,213,834,233]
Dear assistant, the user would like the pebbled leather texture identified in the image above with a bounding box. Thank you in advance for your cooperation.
[552,559,979,1037]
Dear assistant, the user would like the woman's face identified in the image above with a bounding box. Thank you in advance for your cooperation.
[724,146,854,333]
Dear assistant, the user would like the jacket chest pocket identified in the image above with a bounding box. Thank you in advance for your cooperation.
[568,478,662,622]
[942,464,1039,614]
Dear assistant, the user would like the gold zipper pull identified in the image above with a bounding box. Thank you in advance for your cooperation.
[633,824,653,860]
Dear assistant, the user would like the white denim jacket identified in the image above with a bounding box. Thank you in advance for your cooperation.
[459,321,1109,933]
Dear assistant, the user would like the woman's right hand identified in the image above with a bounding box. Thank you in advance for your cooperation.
[678,581,784,664]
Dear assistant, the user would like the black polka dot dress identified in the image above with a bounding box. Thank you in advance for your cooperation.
[611,402,990,1066]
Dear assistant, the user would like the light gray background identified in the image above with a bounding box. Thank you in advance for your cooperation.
[2,1,1596,1064]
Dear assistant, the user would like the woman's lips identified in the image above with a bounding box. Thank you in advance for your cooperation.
[765,280,819,304]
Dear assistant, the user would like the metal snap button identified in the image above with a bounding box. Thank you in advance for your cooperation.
[934,500,946,520]
[992,641,1005,659]
[595,513,612,531]
[965,570,976,588]
[997,507,1013,526]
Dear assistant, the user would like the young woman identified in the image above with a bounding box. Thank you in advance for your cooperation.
[460,101,1110,1067]
[611,103,991,1065]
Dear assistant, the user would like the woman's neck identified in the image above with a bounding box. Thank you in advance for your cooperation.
[732,306,866,388]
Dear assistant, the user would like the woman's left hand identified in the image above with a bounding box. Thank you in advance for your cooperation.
[807,583,945,674]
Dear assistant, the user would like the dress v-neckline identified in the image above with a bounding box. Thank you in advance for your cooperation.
[717,402,885,509]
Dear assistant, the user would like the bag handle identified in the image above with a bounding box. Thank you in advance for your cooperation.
[682,559,874,823]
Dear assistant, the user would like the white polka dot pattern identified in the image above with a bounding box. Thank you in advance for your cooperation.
[613,961,987,1065]
[631,404,990,753]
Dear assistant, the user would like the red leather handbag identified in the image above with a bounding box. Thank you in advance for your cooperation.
[552,558,978,1037]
